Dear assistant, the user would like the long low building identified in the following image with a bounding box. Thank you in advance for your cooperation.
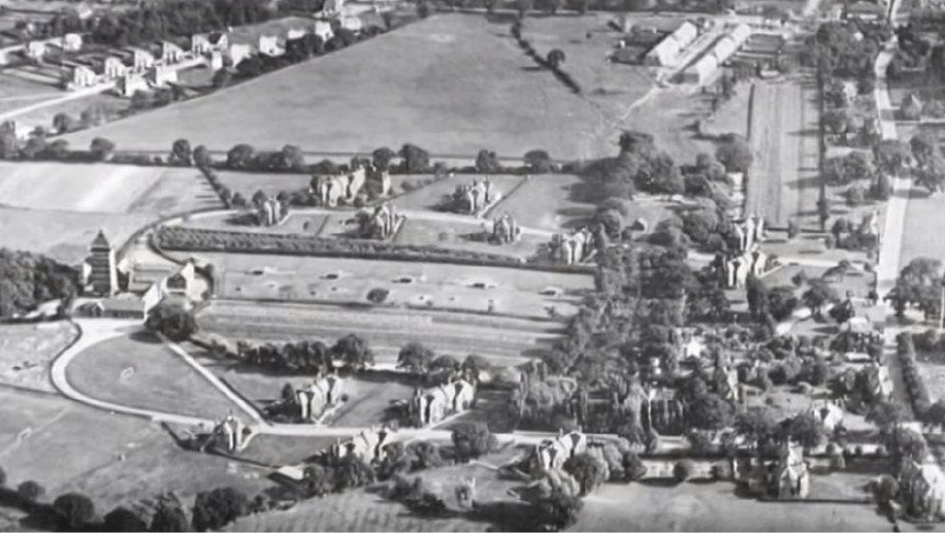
[644,20,699,67]
[681,23,751,85]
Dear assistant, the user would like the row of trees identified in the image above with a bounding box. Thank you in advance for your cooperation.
[0,248,78,319]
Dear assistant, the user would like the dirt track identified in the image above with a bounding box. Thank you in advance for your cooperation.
[745,77,821,228]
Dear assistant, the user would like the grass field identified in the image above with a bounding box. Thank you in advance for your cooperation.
[0,321,76,393]
[745,76,821,229]
[898,182,945,271]
[0,162,220,215]
[0,206,154,264]
[189,251,593,318]
[327,373,417,427]
[63,13,655,161]
[66,332,240,419]
[197,300,563,366]
[391,174,525,212]
[391,218,546,260]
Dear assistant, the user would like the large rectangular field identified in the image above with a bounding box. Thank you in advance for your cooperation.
[0,162,221,215]
[197,300,565,366]
[187,251,593,318]
[744,77,821,229]
[63,13,653,161]
[898,183,945,271]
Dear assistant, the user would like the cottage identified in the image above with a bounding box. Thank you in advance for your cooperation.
[339,16,363,33]
[314,21,335,42]
[258,34,284,57]
[161,41,184,63]
[63,33,83,52]
[329,427,392,463]
[191,34,212,54]
[118,73,148,97]
[296,374,344,421]
[130,48,155,70]
[769,440,810,499]
[26,41,46,60]
[203,415,255,454]
[807,399,844,432]
[900,460,945,521]
[103,56,125,79]
[410,379,475,427]
[227,43,253,68]
[149,65,178,86]
[70,65,97,88]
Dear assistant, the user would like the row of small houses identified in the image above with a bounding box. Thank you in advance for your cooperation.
[32,18,356,96]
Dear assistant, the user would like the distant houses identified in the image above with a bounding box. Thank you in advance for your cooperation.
[681,23,751,85]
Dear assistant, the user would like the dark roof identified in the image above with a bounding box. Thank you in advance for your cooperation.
[90,230,110,250]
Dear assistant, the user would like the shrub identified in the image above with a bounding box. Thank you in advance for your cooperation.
[191,487,249,531]
[563,453,607,495]
[673,460,695,483]
[53,493,96,530]
[367,288,389,304]
[104,506,149,532]
[451,422,498,462]
[16,481,44,502]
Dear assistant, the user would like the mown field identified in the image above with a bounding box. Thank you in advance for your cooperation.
[0,321,76,393]
[65,332,239,419]
[744,77,821,229]
[186,250,592,318]
[197,300,562,366]
[898,181,945,271]
[64,13,655,160]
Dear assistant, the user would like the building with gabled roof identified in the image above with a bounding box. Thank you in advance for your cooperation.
[644,21,698,66]
[900,460,945,521]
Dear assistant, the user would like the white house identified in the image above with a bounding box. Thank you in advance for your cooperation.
[644,21,698,66]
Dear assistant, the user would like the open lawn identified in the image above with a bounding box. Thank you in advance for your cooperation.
[392,217,546,260]
[574,479,891,531]
[0,390,281,511]
[64,13,654,161]
[899,181,945,272]
[0,321,76,393]
[745,76,821,229]
[391,174,525,212]
[187,251,593,319]
[494,173,592,230]
[0,162,221,215]
[197,300,564,366]
[327,372,417,427]
[66,331,240,419]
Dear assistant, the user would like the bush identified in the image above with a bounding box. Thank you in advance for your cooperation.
[104,506,149,532]
[673,460,695,483]
[563,453,607,495]
[16,481,44,502]
[53,493,96,530]
[367,288,389,304]
[191,487,249,531]
[452,422,498,462]
[622,451,647,481]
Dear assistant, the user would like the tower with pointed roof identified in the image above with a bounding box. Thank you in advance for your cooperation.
[82,230,118,297]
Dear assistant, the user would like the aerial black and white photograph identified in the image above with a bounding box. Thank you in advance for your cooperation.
[0,0,939,529]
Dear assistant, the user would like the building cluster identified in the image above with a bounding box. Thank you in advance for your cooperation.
[23,33,83,61]
[356,202,403,240]
[549,226,597,265]
[408,379,476,427]
[451,179,501,217]
[490,213,522,245]
[253,193,289,227]
[201,414,256,454]
[78,230,202,319]
[528,430,588,473]
[311,165,368,207]
[713,215,775,289]
[328,426,393,463]
[294,374,345,422]
[682,23,751,85]
[899,459,945,521]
